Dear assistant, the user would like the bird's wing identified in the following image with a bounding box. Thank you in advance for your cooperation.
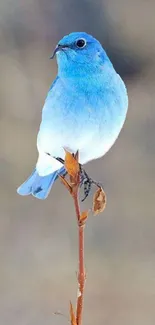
[36,76,64,176]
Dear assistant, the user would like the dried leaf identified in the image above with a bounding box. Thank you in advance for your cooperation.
[70,302,77,325]
[64,150,80,179]
[93,187,106,215]
[59,175,72,193]
[80,210,89,224]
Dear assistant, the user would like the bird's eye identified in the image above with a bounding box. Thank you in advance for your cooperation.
[76,38,86,48]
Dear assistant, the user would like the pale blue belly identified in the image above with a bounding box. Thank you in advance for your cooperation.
[37,77,128,163]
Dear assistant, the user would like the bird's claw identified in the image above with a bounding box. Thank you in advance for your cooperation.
[80,167,102,202]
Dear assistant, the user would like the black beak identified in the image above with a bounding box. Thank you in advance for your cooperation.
[50,44,69,59]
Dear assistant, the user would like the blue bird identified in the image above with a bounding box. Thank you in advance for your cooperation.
[17,32,128,199]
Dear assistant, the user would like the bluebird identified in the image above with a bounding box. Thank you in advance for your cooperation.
[17,32,128,199]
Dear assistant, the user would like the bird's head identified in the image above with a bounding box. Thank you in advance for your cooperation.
[51,32,111,78]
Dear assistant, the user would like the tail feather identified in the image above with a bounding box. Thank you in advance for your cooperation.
[17,167,65,199]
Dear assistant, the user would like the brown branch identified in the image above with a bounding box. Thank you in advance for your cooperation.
[72,186,86,325]
[60,150,106,325]
[72,186,81,224]
[76,224,85,325]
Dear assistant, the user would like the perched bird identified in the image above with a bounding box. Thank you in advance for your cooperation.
[17,32,128,199]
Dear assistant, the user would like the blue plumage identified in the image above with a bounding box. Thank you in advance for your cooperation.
[17,167,65,199]
[17,32,128,199]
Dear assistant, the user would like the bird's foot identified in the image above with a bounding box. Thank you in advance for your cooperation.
[55,156,102,202]
[80,167,102,202]
[55,157,65,164]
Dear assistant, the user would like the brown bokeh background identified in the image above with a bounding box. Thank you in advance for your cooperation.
[0,0,155,324]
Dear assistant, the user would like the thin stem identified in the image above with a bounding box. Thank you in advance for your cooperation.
[76,225,85,325]
[73,187,80,223]
[72,186,86,325]
[61,152,105,325]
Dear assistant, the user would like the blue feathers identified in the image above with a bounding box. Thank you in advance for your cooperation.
[17,32,128,200]
[17,167,65,199]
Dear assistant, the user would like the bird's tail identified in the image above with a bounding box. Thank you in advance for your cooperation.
[17,167,65,199]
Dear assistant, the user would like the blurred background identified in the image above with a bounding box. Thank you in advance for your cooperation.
[0,0,155,324]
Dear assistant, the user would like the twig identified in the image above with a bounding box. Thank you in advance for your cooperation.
[59,150,106,325]
[72,184,86,325]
